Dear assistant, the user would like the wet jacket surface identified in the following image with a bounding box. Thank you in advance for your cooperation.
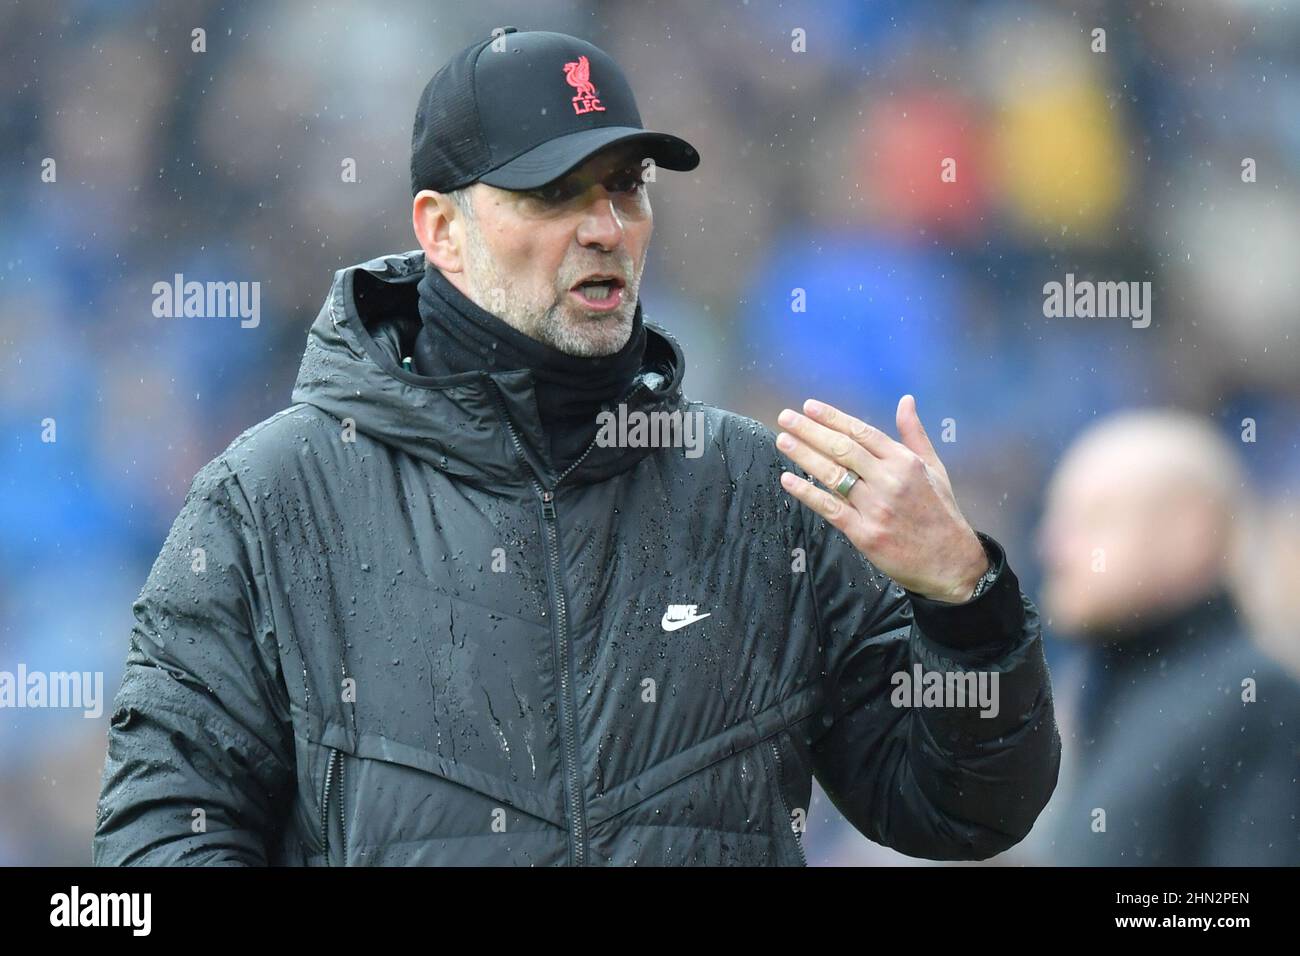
[93,249,1061,866]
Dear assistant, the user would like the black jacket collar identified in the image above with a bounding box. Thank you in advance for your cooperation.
[291,250,687,492]
[412,264,648,475]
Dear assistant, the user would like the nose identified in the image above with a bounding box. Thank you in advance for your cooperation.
[575,187,624,251]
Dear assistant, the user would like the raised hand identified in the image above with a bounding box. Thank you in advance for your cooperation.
[775,394,989,603]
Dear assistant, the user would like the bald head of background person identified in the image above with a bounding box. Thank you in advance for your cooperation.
[1036,408,1249,639]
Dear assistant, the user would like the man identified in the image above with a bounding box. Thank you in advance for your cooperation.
[1033,409,1300,865]
[93,28,1059,866]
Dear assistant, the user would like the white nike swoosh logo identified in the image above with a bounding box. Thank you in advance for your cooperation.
[661,611,711,632]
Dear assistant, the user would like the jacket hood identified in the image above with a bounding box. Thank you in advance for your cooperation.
[290,249,688,492]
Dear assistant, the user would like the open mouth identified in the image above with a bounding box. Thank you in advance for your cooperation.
[569,275,626,311]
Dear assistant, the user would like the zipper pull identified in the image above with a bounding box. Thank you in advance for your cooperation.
[540,489,556,520]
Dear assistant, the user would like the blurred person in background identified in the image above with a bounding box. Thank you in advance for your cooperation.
[1033,409,1300,865]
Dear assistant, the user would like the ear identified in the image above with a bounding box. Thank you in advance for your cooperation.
[413,190,466,273]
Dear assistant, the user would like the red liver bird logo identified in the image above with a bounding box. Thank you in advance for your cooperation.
[563,55,606,115]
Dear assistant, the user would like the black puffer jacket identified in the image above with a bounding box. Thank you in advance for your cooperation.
[93,249,1060,866]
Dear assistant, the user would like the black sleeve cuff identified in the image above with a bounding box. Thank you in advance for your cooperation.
[903,532,1026,653]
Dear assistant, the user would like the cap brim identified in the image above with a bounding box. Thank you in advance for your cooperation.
[476,127,699,190]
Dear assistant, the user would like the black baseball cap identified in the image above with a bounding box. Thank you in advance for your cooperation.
[410,27,700,196]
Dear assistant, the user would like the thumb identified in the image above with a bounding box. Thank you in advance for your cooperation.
[896,394,943,471]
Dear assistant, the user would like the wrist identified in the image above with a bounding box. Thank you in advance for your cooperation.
[932,534,992,604]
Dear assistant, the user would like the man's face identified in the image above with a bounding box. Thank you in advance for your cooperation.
[1035,446,1217,639]
[1036,462,1155,637]
[454,143,653,357]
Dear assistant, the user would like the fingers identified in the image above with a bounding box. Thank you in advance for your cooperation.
[801,399,897,460]
[774,428,870,507]
[776,407,885,488]
[895,394,945,474]
[779,469,864,542]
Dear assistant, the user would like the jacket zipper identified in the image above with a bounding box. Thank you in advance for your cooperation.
[321,746,345,866]
[769,738,807,866]
[489,381,603,866]
[338,749,347,862]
